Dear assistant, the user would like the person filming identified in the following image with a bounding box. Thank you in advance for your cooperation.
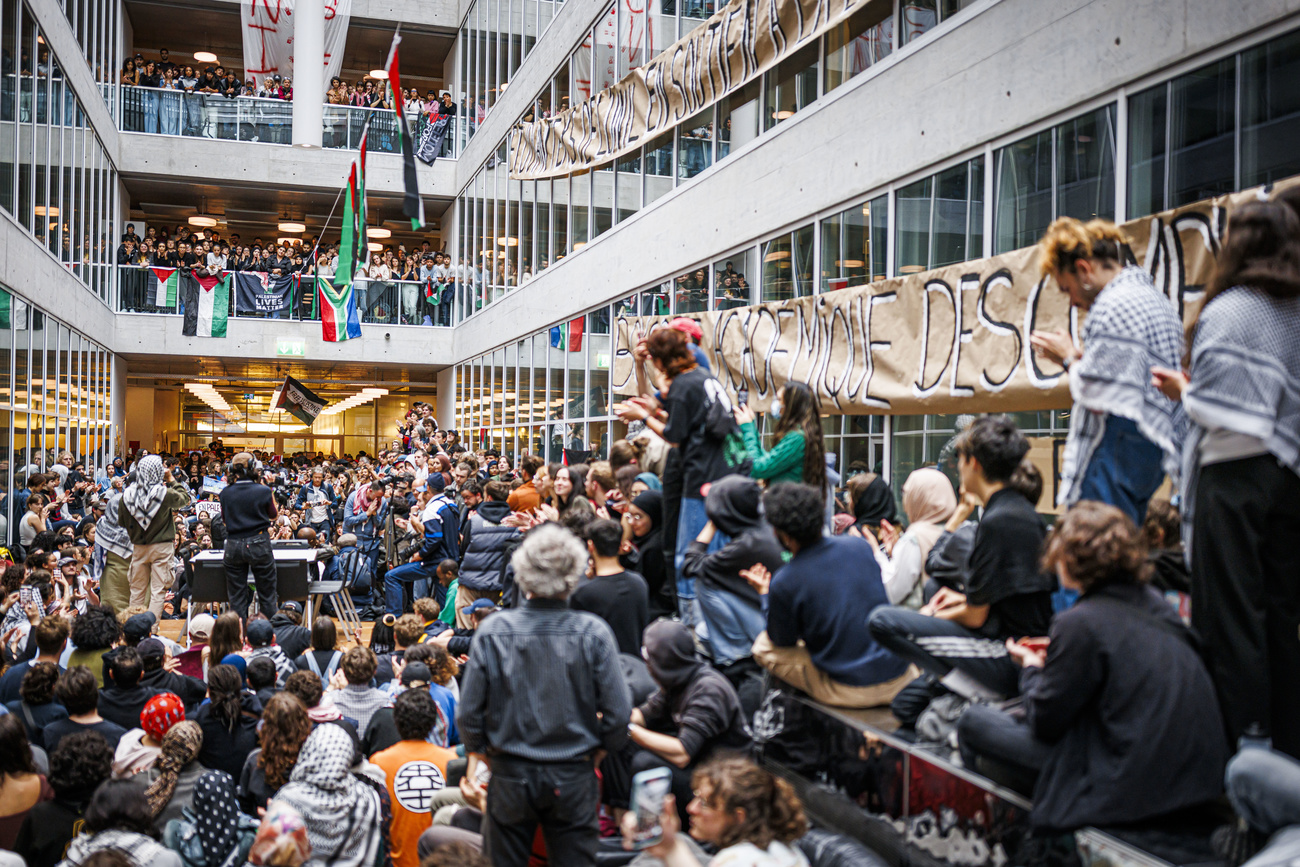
[220,452,280,620]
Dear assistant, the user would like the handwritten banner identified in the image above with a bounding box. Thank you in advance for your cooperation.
[508,0,886,179]
[613,180,1296,415]
[240,0,351,90]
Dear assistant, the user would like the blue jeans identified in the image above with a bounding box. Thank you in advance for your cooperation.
[1076,415,1164,525]
[675,498,726,628]
[1228,747,1300,838]
[384,559,436,616]
[696,581,765,667]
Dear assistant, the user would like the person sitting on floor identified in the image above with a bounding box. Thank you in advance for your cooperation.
[955,501,1227,833]
[748,483,914,709]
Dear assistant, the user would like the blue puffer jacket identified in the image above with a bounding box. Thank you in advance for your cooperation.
[457,500,520,593]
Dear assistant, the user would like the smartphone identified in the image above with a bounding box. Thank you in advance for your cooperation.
[629,767,673,850]
[19,585,37,607]
[736,386,749,406]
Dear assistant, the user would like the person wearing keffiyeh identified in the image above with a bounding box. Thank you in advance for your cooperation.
[1152,198,1300,760]
[270,723,382,867]
[118,455,192,618]
[1032,218,1186,526]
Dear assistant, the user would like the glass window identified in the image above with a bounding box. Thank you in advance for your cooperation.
[671,267,709,314]
[1241,30,1300,188]
[644,130,674,205]
[571,170,590,251]
[761,233,794,302]
[1056,105,1116,224]
[993,129,1051,254]
[824,0,892,92]
[717,78,760,161]
[0,291,9,407]
[895,175,932,275]
[1170,57,1236,207]
[615,147,641,223]
[678,108,713,181]
[764,42,819,131]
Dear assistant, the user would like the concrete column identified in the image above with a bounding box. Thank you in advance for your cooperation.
[291,0,325,147]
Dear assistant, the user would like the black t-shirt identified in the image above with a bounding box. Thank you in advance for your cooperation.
[965,488,1054,639]
[220,480,277,537]
[569,570,650,656]
[661,366,747,499]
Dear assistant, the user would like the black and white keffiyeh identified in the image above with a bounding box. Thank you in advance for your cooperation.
[123,455,169,528]
[1059,265,1188,506]
[1180,285,1300,552]
[60,828,174,866]
[272,723,381,867]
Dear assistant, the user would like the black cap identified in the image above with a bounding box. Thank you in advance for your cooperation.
[137,638,166,661]
[279,600,303,614]
[401,662,432,686]
[246,619,274,647]
[123,612,157,643]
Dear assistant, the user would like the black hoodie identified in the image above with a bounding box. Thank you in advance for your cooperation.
[637,621,750,763]
[681,475,785,606]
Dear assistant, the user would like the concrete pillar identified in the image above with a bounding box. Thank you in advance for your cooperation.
[291,0,325,147]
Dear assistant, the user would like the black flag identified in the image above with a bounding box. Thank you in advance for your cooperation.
[273,375,326,426]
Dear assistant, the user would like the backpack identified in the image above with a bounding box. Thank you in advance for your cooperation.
[304,649,343,688]
[164,807,259,867]
[336,546,372,596]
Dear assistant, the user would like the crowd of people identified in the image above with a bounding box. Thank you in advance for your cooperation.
[116,223,470,327]
[119,48,480,149]
[2,188,1299,867]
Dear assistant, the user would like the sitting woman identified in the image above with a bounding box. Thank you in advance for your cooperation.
[858,468,956,610]
[955,501,1227,833]
[59,778,183,866]
[626,754,810,867]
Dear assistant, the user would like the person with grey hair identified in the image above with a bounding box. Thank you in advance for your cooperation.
[457,523,632,867]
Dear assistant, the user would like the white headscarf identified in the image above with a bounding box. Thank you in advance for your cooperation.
[123,455,168,528]
[272,724,380,867]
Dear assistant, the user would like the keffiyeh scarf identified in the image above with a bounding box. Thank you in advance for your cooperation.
[123,455,169,528]
[1180,285,1300,557]
[272,723,381,867]
[1059,265,1188,506]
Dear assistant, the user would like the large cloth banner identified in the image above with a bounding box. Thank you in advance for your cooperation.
[613,180,1298,415]
[510,0,876,178]
[240,0,352,90]
[234,272,295,315]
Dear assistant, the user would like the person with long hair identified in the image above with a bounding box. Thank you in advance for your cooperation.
[626,755,809,867]
[293,616,342,687]
[615,328,750,626]
[239,693,311,815]
[206,610,246,668]
[1032,218,1184,525]
[1151,198,1300,758]
[192,664,260,779]
[734,381,826,492]
[0,713,52,849]
[955,502,1226,832]
[552,464,591,515]
[145,720,205,827]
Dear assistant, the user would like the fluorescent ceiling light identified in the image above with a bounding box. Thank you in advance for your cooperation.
[366,227,391,239]
[278,221,306,233]
[370,69,388,80]
[189,215,218,228]
[367,242,383,252]
[194,51,218,63]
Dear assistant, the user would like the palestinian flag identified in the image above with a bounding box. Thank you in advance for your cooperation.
[181,272,230,338]
[385,33,425,230]
[148,267,179,307]
[0,288,9,329]
[424,277,442,304]
[549,316,584,351]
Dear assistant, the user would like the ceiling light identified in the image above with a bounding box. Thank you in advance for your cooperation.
[34,205,58,217]
[899,265,925,274]
[194,51,218,63]
[776,110,795,120]
[763,250,790,262]
[278,221,306,233]
[189,215,217,228]
[497,237,519,246]
[367,242,383,252]
[366,227,391,239]
[362,387,389,396]
[370,69,388,80]
[837,259,865,268]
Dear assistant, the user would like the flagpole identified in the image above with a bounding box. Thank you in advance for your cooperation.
[301,183,346,319]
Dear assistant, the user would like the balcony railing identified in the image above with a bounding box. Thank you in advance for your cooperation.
[117,85,469,157]
[115,265,460,327]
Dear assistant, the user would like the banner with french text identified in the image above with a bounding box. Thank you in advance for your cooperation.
[612,179,1297,415]
[508,0,888,179]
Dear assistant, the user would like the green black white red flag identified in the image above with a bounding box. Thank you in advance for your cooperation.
[385,33,425,230]
[272,375,326,426]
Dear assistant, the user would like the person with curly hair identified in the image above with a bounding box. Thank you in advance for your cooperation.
[5,661,68,744]
[239,692,311,815]
[624,755,810,867]
[66,606,120,687]
[14,731,114,867]
[955,501,1228,833]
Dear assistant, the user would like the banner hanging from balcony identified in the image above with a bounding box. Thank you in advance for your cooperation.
[234,272,296,315]
[181,273,231,338]
[508,0,884,179]
[240,0,352,90]
[610,180,1298,415]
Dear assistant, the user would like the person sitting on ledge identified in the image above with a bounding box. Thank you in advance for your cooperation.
[747,482,915,709]
[955,501,1227,833]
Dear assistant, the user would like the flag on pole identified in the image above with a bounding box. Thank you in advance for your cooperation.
[273,375,327,426]
[549,317,584,351]
[148,267,179,307]
[181,272,230,338]
[386,33,425,230]
[358,123,369,269]
[319,276,362,342]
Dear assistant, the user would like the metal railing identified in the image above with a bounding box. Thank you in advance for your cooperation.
[114,265,457,327]
[117,84,466,158]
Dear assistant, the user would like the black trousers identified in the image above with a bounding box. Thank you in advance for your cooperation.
[1191,455,1300,758]
[484,756,599,867]
[224,532,279,620]
[955,703,1050,796]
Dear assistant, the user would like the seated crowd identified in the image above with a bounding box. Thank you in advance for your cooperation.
[2,192,1299,867]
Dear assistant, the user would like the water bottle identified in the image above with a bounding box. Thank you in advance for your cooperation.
[1239,722,1272,752]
